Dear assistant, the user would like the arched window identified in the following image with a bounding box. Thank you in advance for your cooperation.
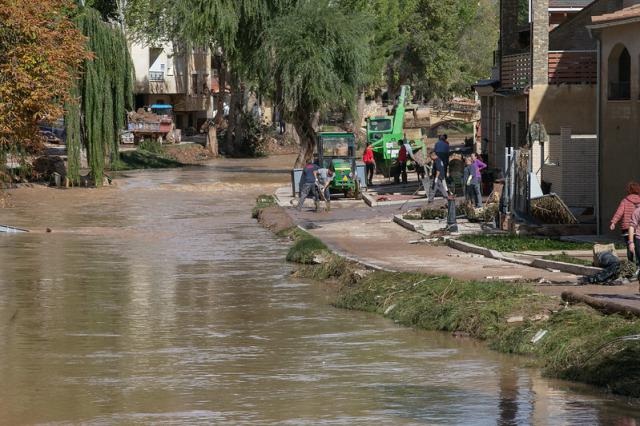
[608,44,631,100]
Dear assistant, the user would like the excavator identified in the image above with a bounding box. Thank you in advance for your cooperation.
[366,85,425,178]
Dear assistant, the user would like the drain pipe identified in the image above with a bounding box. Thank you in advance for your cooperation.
[596,38,601,235]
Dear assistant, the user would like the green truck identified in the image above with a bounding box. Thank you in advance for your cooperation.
[366,85,425,177]
[315,132,362,198]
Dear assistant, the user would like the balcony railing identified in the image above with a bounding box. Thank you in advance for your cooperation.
[149,71,165,82]
[548,51,597,85]
[609,82,630,100]
[501,53,531,91]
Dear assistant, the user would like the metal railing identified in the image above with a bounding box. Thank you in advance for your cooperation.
[501,53,531,91]
[149,71,165,82]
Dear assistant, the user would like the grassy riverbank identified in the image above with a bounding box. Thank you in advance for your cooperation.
[255,200,640,397]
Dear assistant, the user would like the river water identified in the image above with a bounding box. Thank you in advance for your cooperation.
[1,158,639,425]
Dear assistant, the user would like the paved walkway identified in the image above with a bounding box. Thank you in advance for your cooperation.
[279,186,640,308]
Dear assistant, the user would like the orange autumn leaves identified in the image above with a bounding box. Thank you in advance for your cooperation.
[0,0,90,153]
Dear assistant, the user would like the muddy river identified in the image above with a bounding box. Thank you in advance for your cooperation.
[0,157,639,425]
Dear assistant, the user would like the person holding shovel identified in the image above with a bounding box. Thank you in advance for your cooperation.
[316,167,334,211]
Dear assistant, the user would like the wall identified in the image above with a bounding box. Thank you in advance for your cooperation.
[599,23,640,232]
[543,129,597,207]
[491,95,527,171]
[529,84,597,134]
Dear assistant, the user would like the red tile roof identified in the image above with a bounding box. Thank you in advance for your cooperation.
[592,4,640,25]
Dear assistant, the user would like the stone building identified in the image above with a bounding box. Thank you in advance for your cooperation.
[588,1,640,232]
[130,42,212,132]
[474,0,599,212]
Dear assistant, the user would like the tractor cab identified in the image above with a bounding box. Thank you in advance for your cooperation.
[315,132,360,197]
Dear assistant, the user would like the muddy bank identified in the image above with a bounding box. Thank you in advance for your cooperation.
[255,203,640,397]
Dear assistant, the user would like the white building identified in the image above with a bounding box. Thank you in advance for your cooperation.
[130,42,212,131]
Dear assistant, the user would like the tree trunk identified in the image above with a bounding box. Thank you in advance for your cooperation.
[355,90,366,142]
[206,122,218,156]
[214,55,227,126]
[293,109,319,168]
[224,70,241,156]
[233,81,247,149]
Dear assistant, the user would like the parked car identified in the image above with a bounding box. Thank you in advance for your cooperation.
[39,130,62,144]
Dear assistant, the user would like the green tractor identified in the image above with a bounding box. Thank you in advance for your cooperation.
[315,132,362,198]
[366,85,425,177]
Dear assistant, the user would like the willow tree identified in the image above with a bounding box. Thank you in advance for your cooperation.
[65,7,134,185]
[264,0,371,166]
[126,0,294,156]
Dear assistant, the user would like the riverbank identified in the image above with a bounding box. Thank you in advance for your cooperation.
[255,202,640,397]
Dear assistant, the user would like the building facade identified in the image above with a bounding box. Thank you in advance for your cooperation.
[589,1,640,232]
[130,42,212,132]
[475,0,598,211]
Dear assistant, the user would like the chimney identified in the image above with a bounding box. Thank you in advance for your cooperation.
[531,0,549,86]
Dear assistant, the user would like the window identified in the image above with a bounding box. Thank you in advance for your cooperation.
[368,119,392,132]
[608,44,631,100]
[518,111,527,147]
[192,74,199,94]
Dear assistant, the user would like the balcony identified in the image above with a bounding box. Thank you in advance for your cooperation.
[548,51,597,85]
[501,53,531,91]
[149,71,165,82]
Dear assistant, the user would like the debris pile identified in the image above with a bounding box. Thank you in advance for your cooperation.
[531,194,577,224]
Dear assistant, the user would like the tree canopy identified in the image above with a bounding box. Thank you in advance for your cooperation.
[0,0,88,158]
[264,0,371,164]
[65,6,134,185]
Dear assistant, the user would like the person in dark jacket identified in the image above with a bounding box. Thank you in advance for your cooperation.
[428,151,448,202]
[297,161,319,211]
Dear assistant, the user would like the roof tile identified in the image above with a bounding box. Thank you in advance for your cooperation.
[592,4,640,24]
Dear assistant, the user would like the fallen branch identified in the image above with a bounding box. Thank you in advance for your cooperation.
[561,291,640,319]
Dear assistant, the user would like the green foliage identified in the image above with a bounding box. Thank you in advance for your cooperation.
[332,268,640,396]
[265,1,370,118]
[459,234,596,252]
[286,229,329,264]
[112,150,182,170]
[65,7,134,186]
[251,194,277,218]
[137,139,163,154]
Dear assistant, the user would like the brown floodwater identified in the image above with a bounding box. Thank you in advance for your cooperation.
[1,157,640,425]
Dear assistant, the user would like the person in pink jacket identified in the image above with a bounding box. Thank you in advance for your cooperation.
[611,182,640,262]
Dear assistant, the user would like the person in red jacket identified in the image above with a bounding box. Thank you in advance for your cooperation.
[395,140,408,184]
[611,181,640,261]
[362,142,375,186]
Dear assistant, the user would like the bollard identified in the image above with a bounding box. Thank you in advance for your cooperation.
[447,195,458,232]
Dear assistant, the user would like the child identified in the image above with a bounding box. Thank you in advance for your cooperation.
[470,153,485,208]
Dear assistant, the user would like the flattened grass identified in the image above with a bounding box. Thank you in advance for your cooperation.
[459,234,594,252]
[285,228,329,264]
[541,253,592,266]
[333,269,640,397]
[252,194,278,218]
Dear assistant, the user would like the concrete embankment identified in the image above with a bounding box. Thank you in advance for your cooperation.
[254,200,640,398]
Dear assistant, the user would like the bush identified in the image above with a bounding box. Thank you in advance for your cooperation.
[286,229,329,264]
[138,139,163,154]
